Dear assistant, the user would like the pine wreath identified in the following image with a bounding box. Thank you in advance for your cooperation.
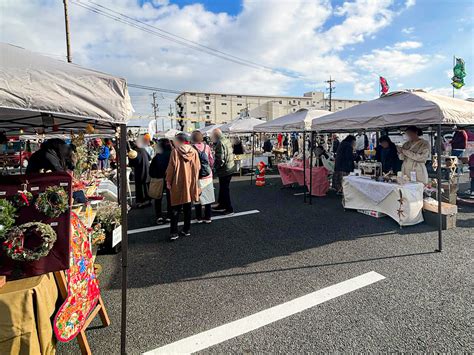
[3,222,57,261]
[12,190,33,208]
[0,199,17,238]
[35,186,69,218]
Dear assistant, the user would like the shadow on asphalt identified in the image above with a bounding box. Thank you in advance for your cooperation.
[100,178,471,289]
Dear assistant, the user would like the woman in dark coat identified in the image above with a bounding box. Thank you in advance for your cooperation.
[128,141,151,207]
[26,138,69,174]
[149,139,172,224]
[375,136,401,173]
[332,135,356,194]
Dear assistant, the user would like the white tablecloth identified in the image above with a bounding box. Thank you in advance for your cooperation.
[343,176,424,226]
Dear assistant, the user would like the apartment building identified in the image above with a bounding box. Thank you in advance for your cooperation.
[175,91,365,129]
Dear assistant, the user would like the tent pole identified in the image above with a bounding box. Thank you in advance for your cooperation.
[250,133,255,185]
[309,132,314,205]
[119,124,129,354]
[436,124,443,252]
[303,131,307,203]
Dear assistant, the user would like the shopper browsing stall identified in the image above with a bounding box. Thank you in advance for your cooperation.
[212,128,235,215]
[191,130,215,223]
[397,126,430,184]
[333,135,356,194]
[149,138,172,225]
[166,133,201,241]
[26,138,70,174]
[128,141,151,207]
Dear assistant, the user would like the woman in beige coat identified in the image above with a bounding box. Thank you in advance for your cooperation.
[166,133,201,241]
[398,126,430,184]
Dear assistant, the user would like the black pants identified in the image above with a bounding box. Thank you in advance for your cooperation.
[170,203,192,234]
[217,174,233,212]
[195,203,211,220]
[154,188,171,219]
[135,178,149,203]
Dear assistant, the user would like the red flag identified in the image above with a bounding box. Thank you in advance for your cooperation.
[379,76,389,95]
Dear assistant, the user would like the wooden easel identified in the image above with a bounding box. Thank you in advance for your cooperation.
[54,270,110,355]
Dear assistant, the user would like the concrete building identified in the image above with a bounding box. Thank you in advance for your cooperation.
[175,91,365,130]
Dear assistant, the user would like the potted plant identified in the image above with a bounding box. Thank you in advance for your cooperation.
[95,201,121,254]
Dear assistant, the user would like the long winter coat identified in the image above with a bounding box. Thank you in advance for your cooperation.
[166,144,201,206]
[399,138,430,184]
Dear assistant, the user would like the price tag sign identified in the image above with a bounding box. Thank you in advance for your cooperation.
[112,226,122,247]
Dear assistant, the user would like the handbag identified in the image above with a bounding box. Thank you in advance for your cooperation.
[148,178,164,199]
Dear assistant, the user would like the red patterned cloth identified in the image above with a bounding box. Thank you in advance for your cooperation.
[53,212,100,342]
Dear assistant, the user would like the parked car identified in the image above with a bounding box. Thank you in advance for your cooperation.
[0,140,38,168]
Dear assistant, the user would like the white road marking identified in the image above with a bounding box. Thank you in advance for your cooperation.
[143,271,385,355]
[128,210,260,235]
[293,192,306,196]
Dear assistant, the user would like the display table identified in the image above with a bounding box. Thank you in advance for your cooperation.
[343,176,424,226]
[278,163,330,197]
[0,273,58,354]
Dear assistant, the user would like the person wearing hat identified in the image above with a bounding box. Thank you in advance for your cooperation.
[166,132,201,241]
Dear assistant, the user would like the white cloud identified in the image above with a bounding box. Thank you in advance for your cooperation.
[0,0,416,115]
[391,41,423,50]
[427,86,474,100]
[354,48,431,78]
[405,0,416,9]
[354,82,376,95]
[401,26,415,34]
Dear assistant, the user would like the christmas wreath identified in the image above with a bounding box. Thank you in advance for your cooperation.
[0,199,17,238]
[35,186,69,218]
[2,222,57,261]
[12,190,34,208]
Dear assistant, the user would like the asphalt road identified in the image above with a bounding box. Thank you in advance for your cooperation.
[58,177,473,354]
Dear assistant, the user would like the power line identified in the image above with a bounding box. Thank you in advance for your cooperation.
[69,0,301,79]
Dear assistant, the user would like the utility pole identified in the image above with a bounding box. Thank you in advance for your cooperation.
[63,0,72,63]
[324,76,336,111]
[151,92,159,134]
[168,104,173,129]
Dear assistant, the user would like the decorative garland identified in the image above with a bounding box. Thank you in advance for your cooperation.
[0,199,17,238]
[35,186,69,218]
[2,222,57,261]
[12,190,33,208]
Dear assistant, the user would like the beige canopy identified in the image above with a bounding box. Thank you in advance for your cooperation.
[0,43,133,134]
[311,90,474,132]
[254,108,329,132]
[220,117,265,134]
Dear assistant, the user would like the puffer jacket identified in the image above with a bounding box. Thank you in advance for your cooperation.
[214,137,235,177]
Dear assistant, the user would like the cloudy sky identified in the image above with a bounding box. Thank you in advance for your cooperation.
[1,0,473,121]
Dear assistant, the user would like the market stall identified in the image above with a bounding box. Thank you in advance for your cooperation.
[0,43,132,354]
[311,90,474,251]
[342,176,424,226]
[253,109,331,201]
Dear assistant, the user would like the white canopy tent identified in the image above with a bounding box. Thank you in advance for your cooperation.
[0,43,132,134]
[254,108,329,132]
[311,90,474,132]
[156,128,182,139]
[199,123,222,136]
[220,117,265,134]
[126,118,154,128]
[0,43,133,353]
[310,89,474,253]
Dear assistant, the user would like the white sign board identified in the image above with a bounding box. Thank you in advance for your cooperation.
[112,225,122,247]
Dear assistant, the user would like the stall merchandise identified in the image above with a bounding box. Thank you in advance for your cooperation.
[0,172,72,280]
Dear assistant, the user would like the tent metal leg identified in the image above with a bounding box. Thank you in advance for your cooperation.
[309,132,314,205]
[250,133,255,185]
[303,131,306,203]
[436,124,443,252]
[119,124,129,354]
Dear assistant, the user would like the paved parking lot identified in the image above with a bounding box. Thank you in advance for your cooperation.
[58,178,473,354]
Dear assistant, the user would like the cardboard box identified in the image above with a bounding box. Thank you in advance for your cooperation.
[423,200,458,215]
[423,210,457,230]
[357,209,386,218]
